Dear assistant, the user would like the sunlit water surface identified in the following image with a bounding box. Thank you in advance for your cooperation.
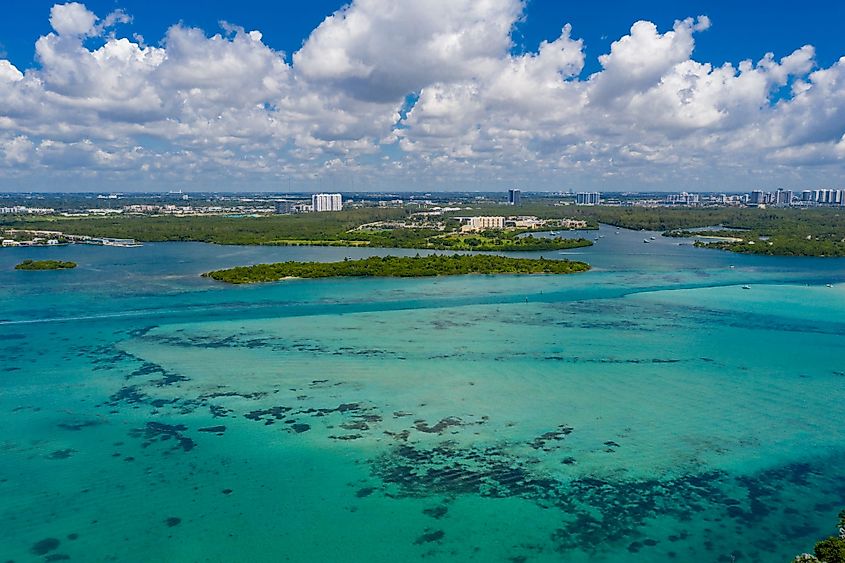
[1,226,844,562]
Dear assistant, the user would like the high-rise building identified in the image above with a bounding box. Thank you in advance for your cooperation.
[312,193,343,212]
[774,189,792,206]
[508,189,521,205]
[749,190,765,205]
[575,192,601,205]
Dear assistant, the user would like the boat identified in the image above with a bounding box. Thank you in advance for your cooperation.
[643,239,651,243]
[649,236,656,240]
[742,285,751,290]
[729,265,735,269]
[826,284,833,288]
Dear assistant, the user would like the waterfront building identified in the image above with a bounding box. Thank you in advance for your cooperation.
[311,193,343,212]
[460,216,506,232]
[508,189,521,205]
[575,192,601,205]
[749,190,765,205]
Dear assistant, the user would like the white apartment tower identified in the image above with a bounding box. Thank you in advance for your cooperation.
[312,193,343,212]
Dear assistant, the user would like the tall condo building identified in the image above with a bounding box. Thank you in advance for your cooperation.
[575,192,601,205]
[508,188,521,205]
[312,193,343,212]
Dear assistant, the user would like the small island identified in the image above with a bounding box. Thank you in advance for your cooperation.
[203,254,590,284]
[14,259,77,271]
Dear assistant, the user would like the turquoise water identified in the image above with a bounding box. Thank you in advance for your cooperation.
[1,226,844,562]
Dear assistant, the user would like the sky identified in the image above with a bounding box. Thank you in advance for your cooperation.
[0,1,843,193]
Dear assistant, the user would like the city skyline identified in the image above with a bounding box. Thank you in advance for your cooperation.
[1,1,844,192]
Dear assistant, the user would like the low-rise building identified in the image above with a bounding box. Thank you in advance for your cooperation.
[460,216,506,232]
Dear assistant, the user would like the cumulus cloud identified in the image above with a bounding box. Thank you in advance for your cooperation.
[0,0,843,191]
[49,2,98,36]
[294,0,522,102]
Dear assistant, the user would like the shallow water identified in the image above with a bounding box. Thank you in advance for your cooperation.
[1,226,844,562]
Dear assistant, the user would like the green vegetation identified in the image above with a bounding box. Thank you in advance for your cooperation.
[2,208,408,244]
[2,209,592,252]
[562,206,845,257]
[352,229,593,251]
[14,259,77,270]
[793,510,845,563]
[202,254,590,284]
[9,202,845,257]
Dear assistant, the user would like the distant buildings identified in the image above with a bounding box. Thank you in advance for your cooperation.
[461,216,505,232]
[508,189,521,205]
[774,189,793,206]
[746,188,844,207]
[312,193,343,212]
[575,192,601,205]
[0,206,55,214]
[666,192,700,205]
[811,189,843,205]
[458,215,586,232]
[275,201,294,214]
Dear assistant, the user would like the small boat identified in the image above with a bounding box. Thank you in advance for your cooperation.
[742,285,751,290]
[615,230,620,234]
[826,284,833,288]
[643,239,651,243]
[650,236,656,240]
[729,265,735,269]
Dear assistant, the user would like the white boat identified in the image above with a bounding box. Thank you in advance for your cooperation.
[643,239,650,243]
[742,285,751,290]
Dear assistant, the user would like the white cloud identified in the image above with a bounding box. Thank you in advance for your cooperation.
[293,0,522,102]
[0,60,23,82]
[49,2,98,37]
[2,135,34,165]
[0,1,843,191]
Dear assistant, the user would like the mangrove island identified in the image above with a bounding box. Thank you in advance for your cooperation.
[14,259,77,270]
[202,254,591,284]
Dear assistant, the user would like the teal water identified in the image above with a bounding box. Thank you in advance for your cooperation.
[1,227,844,562]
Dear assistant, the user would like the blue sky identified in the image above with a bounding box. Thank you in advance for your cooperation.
[0,1,843,192]
[4,1,842,76]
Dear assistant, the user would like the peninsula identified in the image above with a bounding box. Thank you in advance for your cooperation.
[14,259,77,270]
[202,254,590,284]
